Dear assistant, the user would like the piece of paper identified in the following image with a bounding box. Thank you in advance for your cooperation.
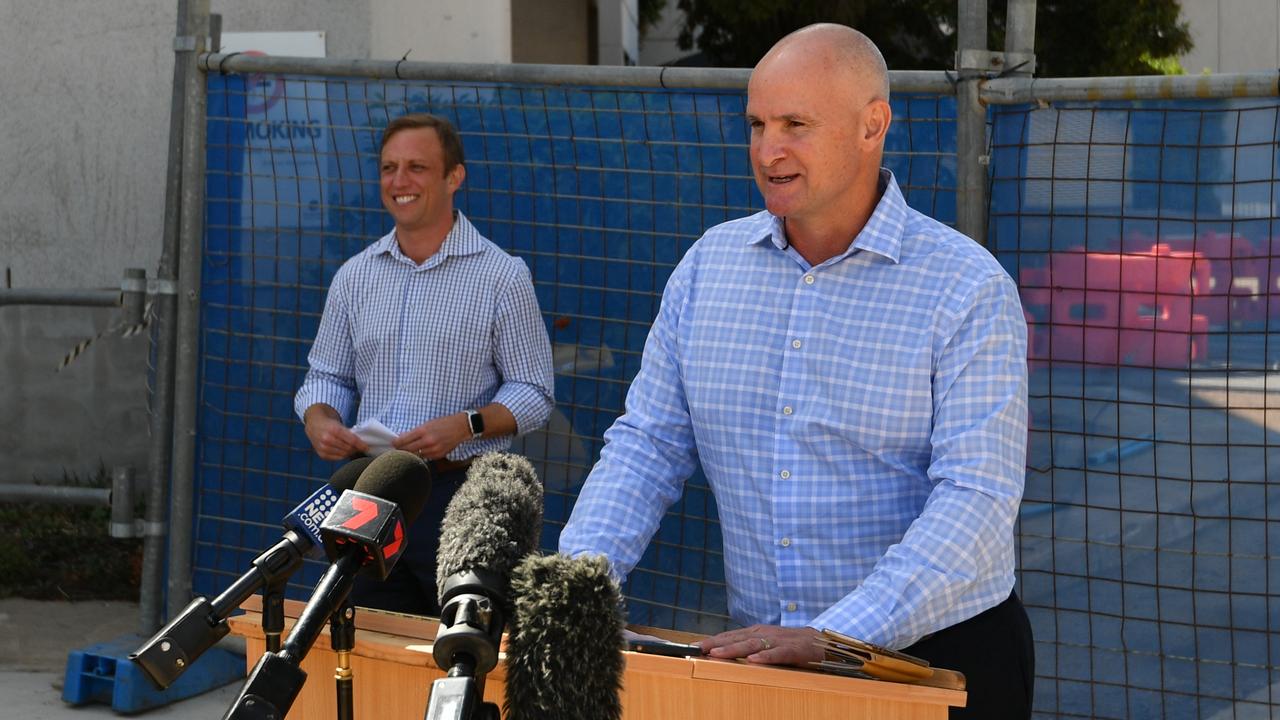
[351,418,398,456]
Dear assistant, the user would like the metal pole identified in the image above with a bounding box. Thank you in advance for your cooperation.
[0,484,111,505]
[110,467,137,538]
[139,0,191,636]
[166,0,210,621]
[1003,0,1037,78]
[199,52,957,94]
[955,0,990,246]
[982,71,1279,103]
[0,288,120,307]
[121,269,146,327]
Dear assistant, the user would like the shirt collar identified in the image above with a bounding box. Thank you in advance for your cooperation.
[749,169,907,265]
[373,210,487,265]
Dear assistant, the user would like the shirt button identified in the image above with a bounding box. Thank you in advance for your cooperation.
[804,275,815,285]
[780,469,791,479]
[791,339,802,349]
[782,406,793,415]
[780,537,791,547]
[786,602,798,612]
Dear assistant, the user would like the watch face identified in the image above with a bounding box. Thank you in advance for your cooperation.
[469,410,484,436]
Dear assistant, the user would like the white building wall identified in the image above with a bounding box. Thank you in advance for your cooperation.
[597,0,639,65]
[0,0,369,482]
[370,0,512,62]
[638,0,688,66]
[1180,0,1280,74]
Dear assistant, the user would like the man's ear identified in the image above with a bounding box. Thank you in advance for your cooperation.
[447,162,466,193]
[863,100,892,145]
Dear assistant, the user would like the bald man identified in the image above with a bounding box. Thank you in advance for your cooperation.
[560,24,1032,719]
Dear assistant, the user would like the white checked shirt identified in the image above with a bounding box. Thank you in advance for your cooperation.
[295,211,555,460]
[560,172,1028,649]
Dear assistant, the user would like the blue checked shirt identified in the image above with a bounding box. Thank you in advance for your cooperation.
[295,211,555,460]
[560,172,1027,649]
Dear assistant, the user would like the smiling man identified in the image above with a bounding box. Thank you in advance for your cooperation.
[559,24,1032,719]
[295,114,554,615]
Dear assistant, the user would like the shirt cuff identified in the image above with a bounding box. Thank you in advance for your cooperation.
[809,592,899,648]
[492,383,552,436]
[295,383,357,424]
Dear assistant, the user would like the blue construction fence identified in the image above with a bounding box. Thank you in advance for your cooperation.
[195,69,1276,719]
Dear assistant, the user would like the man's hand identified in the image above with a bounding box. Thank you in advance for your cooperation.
[698,625,824,666]
[303,405,369,461]
[392,413,470,460]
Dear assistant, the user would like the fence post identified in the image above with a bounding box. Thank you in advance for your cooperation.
[166,0,211,621]
[110,467,137,538]
[1003,0,1037,78]
[955,0,990,246]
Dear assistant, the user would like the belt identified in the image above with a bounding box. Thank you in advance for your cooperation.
[429,457,474,475]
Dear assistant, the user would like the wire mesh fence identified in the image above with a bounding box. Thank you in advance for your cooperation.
[192,65,1277,718]
[991,99,1280,719]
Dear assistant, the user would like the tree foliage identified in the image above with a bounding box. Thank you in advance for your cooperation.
[672,0,1193,77]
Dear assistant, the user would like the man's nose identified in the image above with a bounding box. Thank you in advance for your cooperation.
[753,129,785,166]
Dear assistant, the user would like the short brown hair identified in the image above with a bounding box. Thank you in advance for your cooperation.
[380,113,465,175]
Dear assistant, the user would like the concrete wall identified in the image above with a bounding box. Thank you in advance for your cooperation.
[638,0,687,66]
[595,0,639,65]
[370,0,512,62]
[0,0,367,483]
[0,0,642,483]
[1180,0,1280,74]
[512,0,591,65]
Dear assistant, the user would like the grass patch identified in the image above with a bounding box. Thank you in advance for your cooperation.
[0,470,142,601]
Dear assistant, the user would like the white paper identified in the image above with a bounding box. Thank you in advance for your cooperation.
[351,418,398,456]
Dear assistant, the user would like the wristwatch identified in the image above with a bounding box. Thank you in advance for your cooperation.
[465,409,484,439]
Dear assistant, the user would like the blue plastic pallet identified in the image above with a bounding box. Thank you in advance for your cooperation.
[62,633,245,714]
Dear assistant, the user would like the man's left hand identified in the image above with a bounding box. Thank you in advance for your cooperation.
[698,625,824,666]
[392,413,470,460]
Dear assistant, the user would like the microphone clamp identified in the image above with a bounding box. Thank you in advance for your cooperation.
[433,569,509,675]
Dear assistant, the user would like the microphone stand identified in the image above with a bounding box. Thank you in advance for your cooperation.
[222,552,363,720]
[131,532,308,688]
[330,598,356,720]
[262,577,287,653]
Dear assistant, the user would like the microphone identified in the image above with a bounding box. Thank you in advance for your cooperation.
[425,453,543,720]
[284,456,377,560]
[130,456,374,689]
[223,450,432,720]
[504,554,625,720]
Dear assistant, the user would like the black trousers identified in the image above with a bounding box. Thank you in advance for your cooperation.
[901,591,1035,720]
[347,465,468,616]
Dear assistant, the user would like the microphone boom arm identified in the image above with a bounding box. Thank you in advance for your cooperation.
[131,530,310,689]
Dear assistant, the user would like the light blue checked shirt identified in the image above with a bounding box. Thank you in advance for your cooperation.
[295,211,555,460]
[560,171,1027,649]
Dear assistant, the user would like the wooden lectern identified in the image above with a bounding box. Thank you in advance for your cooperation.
[227,598,965,719]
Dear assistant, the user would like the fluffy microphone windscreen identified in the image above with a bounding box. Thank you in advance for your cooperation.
[504,554,624,720]
[327,456,375,491]
[350,450,433,525]
[434,452,544,601]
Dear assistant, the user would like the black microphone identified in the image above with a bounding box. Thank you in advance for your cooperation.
[504,554,625,720]
[425,452,543,720]
[223,450,432,720]
[130,456,374,689]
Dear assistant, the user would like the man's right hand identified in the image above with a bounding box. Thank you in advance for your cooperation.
[303,405,369,461]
